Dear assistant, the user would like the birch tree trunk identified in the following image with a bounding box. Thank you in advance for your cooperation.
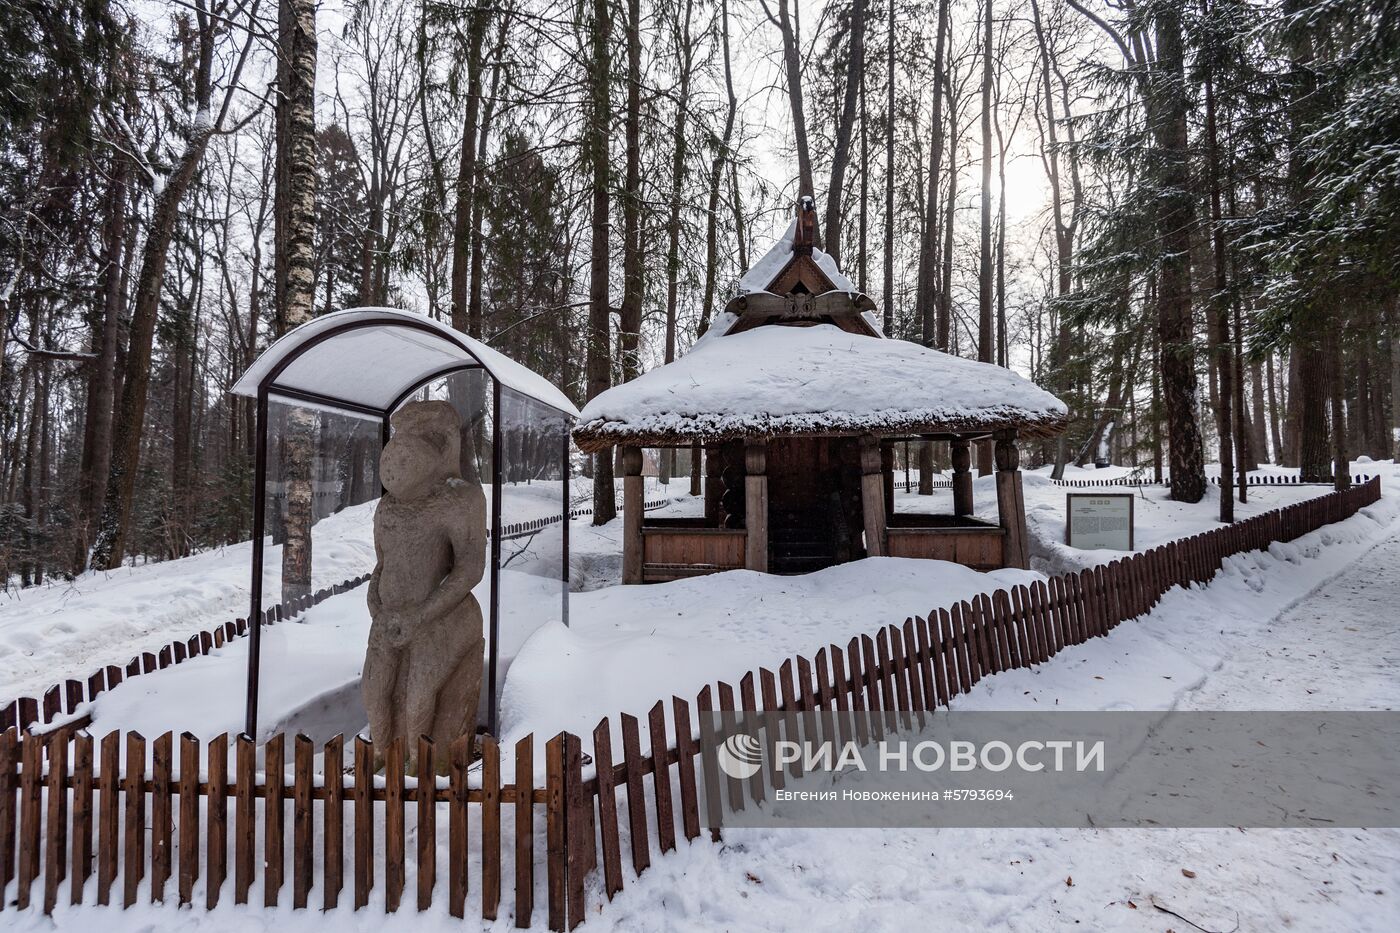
[277,0,320,601]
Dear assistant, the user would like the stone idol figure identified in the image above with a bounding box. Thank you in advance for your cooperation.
[364,400,486,771]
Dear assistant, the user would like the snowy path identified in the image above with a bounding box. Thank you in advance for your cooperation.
[561,493,1400,933]
[1180,524,1400,710]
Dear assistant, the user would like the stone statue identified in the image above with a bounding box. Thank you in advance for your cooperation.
[364,400,486,770]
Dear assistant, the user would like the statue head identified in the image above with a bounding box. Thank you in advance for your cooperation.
[381,400,462,500]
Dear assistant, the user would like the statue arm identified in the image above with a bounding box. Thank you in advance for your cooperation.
[367,508,385,617]
[414,486,486,623]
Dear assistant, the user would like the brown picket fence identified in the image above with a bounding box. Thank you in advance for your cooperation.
[0,728,590,928]
[0,477,1382,927]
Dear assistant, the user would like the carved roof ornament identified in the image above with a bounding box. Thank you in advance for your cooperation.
[725,196,879,338]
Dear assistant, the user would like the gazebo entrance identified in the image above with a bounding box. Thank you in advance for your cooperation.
[767,436,861,574]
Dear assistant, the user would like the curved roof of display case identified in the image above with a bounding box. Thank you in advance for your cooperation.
[232,307,578,418]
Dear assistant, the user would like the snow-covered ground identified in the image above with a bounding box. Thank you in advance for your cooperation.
[45,463,1391,778]
[0,477,677,704]
[11,463,1400,931]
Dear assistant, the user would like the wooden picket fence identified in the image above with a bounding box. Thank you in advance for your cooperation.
[0,478,1382,927]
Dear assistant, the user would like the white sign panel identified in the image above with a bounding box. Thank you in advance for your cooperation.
[1066,493,1135,551]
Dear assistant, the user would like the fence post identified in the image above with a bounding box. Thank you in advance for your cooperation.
[545,732,567,932]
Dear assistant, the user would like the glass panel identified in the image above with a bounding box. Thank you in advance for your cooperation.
[253,398,382,741]
[638,446,705,519]
[493,386,570,731]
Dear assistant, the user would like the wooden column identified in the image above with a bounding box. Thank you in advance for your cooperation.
[859,434,887,557]
[994,431,1029,570]
[744,441,768,572]
[951,437,974,516]
[622,446,644,584]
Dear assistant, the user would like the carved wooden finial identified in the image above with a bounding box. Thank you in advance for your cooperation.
[794,196,817,256]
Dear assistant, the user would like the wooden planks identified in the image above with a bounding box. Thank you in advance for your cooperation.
[353,734,373,910]
[293,734,314,909]
[322,734,343,911]
[122,732,145,908]
[384,738,404,913]
[480,736,501,920]
[70,732,93,905]
[264,732,284,907]
[178,733,200,906]
[207,733,228,909]
[514,734,534,927]
[448,734,470,919]
[417,736,435,913]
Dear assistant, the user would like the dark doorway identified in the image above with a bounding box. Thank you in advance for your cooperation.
[766,437,865,573]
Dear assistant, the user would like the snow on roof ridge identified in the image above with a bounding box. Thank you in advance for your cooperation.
[736,218,857,296]
[576,323,1067,451]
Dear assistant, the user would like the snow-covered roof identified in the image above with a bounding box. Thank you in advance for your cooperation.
[573,324,1068,452]
[232,307,578,417]
[737,217,856,295]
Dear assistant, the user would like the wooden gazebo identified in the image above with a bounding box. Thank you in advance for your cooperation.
[574,199,1068,583]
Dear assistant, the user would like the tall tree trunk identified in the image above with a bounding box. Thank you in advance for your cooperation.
[697,0,737,339]
[1284,1,1330,482]
[1202,6,1234,519]
[618,0,644,382]
[882,0,898,336]
[90,89,225,568]
[587,0,616,524]
[857,65,868,292]
[1150,6,1205,502]
[976,0,995,476]
[1327,331,1349,489]
[450,4,489,338]
[1031,0,1074,479]
[772,0,814,199]
[75,154,129,572]
[1268,352,1284,465]
[276,0,319,601]
[661,0,695,485]
[917,0,950,352]
[823,0,868,266]
[1250,355,1268,462]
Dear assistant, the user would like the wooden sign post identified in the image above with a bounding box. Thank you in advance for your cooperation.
[1065,493,1135,551]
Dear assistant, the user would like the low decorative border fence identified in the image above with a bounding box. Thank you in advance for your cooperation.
[1,574,373,735]
[1052,473,1376,488]
[0,478,1382,928]
[2,494,674,735]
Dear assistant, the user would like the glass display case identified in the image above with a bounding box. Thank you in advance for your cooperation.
[231,307,577,739]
